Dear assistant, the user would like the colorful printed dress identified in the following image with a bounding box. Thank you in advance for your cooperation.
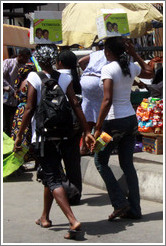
[11,64,35,149]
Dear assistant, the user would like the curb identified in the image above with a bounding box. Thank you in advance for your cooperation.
[81,153,163,203]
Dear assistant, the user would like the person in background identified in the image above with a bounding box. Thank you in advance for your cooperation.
[52,49,83,203]
[56,50,82,95]
[78,41,108,155]
[93,37,153,221]
[11,63,36,163]
[134,66,163,98]
[133,38,142,56]
[13,45,95,239]
[3,48,31,137]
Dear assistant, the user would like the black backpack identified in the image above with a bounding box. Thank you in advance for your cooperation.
[35,71,74,156]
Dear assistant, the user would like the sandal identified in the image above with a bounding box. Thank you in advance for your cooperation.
[64,222,82,240]
[35,218,52,228]
[108,205,130,221]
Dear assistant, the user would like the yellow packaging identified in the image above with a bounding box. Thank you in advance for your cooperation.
[94,132,113,153]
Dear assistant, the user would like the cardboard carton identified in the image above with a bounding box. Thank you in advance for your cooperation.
[29,11,62,44]
[96,9,130,39]
[142,136,163,155]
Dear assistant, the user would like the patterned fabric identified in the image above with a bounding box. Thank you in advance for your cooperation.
[3,58,24,107]
[14,63,35,103]
[11,64,35,147]
[11,103,32,146]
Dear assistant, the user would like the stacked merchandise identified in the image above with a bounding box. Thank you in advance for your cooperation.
[136,97,163,134]
[136,98,163,154]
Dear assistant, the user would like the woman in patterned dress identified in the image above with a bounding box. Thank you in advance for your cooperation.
[11,63,36,162]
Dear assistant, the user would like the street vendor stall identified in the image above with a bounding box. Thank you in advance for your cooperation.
[136,97,163,155]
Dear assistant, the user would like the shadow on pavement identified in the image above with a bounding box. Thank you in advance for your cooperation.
[80,193,110,206]
[49,223,87,241]
[82,211,163,237]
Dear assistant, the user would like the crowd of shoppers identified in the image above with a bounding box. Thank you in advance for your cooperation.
[3,35,156,240]
[12,44,95,239]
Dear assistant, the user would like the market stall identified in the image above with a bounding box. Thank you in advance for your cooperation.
[136,97,163,154]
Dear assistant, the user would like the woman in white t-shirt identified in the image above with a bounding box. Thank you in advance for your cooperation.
[94,37,153,221]
[55,50,82,202]
[13,45,95,240]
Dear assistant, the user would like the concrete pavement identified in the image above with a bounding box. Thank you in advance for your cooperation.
[3,152,164,244]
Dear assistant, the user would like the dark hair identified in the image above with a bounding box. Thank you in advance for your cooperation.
[36,28,42,33]
[106,22,112,28]
[105,37,131,77]
[43,29,49,35]
[112,23,118,28]
[57,50,81,94]
[18,48,31,57]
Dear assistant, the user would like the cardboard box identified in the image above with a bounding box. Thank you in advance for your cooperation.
[142,136,163,155]
[29,11,62,44]
[96,9,130,39]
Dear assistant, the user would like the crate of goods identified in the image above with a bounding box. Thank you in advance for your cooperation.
[142,136,163,155]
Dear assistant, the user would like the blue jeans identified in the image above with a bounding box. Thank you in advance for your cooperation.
[94,115,141,216]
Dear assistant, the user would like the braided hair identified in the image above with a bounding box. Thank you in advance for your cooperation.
[105,37,131,77]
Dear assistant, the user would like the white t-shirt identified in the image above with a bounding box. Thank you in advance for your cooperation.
[34,36,45,44]
[27,71,71,143]
[106,30,121,37]
[57,69,72,80]
[100,61,141,120]
[42,38,52,44]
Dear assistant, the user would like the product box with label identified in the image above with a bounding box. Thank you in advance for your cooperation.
[96,9,130,39]
[142,136,163,155]
[29,11,62,44]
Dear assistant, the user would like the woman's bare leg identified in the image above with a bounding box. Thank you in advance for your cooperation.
[36,186,53,227]
[52,186,81,230]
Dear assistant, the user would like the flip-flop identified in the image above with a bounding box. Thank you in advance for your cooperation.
[64,223,82,240]
[35,218,52,228]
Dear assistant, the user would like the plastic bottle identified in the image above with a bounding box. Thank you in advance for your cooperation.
[94,132,113,153]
